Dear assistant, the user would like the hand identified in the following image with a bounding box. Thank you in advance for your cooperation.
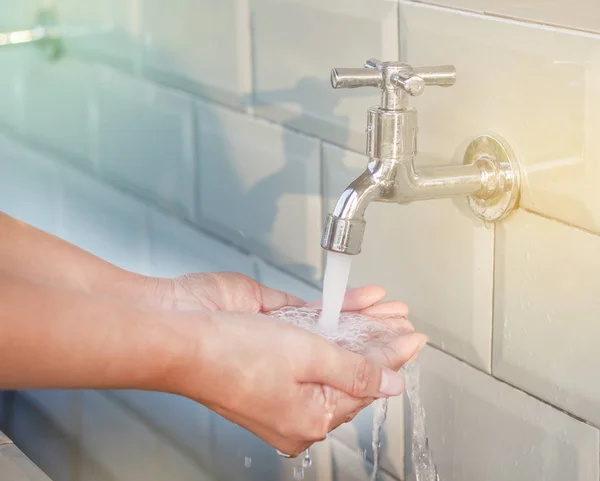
[144,272,305,312]
[144,271,411,320]
[170,309,426,457]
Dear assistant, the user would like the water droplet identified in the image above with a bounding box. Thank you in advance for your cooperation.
[293,466,305,480]
[302,451,312,468]
[359,448,367,461]
[244,456,252,468]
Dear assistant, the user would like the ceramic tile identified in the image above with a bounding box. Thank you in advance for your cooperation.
[210,413,286,481]
[411,345,599,481]
[0,0,39,130]
[211,414,331,481]
[55,0,138,68]
[494,209,600,426]
[110,390,213,469]
[332,397,405,479]
[250,0,398,153]
[158,442,215,481]
[255,258,322,303]
[196,101,323,284]
[322,142,494,371]
[9,393,76,481]
[20,57,95,169]
[78,451,118,481]
[399,1,600,235]
[147,211,255,278]
[20,390,81,439]
[80,391,162,481]
[141,0,251,109]
[60,167,151,274]
[95,68,195,219]
[0,0,40,25]
[0,134,62,235]
[409,0,600,34]
[330,438,396,481]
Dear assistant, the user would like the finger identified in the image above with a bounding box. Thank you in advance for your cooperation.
[364,316,415,335]
[258,284,306,312]
[360,300,410,318]
[365,332,428,371]
[302,340,406,398]
[308,285,386,311]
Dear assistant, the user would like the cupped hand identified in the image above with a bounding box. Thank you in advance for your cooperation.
[172,309,426,457]
[147,272,305,312]
[147,271,410,321]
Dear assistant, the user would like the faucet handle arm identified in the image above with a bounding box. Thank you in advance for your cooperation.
[412,65,456,87]
[330,68,382,89]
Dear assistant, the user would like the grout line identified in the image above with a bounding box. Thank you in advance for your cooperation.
[426,343,598,429]
[404,0,600,38]
[489,222,496,374]
[521,207,600,237]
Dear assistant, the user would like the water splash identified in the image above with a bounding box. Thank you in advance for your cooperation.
[244,456,252,468]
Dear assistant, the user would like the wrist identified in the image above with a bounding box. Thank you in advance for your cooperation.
[149,310,217,397]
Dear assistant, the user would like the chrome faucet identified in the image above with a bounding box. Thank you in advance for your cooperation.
[321,59,522,255]
[0,7,62,60]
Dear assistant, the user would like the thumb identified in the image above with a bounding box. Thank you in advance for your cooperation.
[304,333,426,398]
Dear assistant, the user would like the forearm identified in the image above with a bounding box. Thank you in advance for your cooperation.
[0,271,195,391]
[0,211,151,305]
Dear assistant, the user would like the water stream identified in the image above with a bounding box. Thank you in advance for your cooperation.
[318,251,353,332]
[403,361,439,481]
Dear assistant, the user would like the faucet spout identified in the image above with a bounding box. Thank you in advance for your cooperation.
[321,167,385,256]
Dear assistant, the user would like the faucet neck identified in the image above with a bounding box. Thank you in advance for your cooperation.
[366,107,417,160]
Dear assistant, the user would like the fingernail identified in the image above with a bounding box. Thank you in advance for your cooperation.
[379,368,405,396]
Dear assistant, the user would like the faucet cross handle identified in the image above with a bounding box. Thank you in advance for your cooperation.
[331,58,456,96]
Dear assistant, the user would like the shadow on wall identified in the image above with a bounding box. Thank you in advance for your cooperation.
[195,76,375,285]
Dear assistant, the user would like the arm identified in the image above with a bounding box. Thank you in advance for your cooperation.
[0,212,151,306]
[0,270,186,390]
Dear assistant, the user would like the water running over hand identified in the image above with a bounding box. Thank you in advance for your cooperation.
[403,360,439,481]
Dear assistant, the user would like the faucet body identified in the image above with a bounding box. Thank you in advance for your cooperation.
[322,60,520,255]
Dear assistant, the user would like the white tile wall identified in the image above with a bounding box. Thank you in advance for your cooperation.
[416,345,599,481]
[159,443,214,481]
[322,142,495,371]
[494,209,600,426]
[141,0,252,109]
[410,0,600,34]
[20,57,95,169]
[399,1,600,235]
[330,438,396,481]
[60,166,151,274]
[95,68,196,219]
[9,393,77,481]
[211,414,288,481]
[0,134,62,234]
[147,210,255,278]
[109,390,214,469]
[80,391,162,481]
[250,0,398,153]
[20,390,81,439]
[55,0,139,69]
[196,100,323,284]
[255,258,322,303]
